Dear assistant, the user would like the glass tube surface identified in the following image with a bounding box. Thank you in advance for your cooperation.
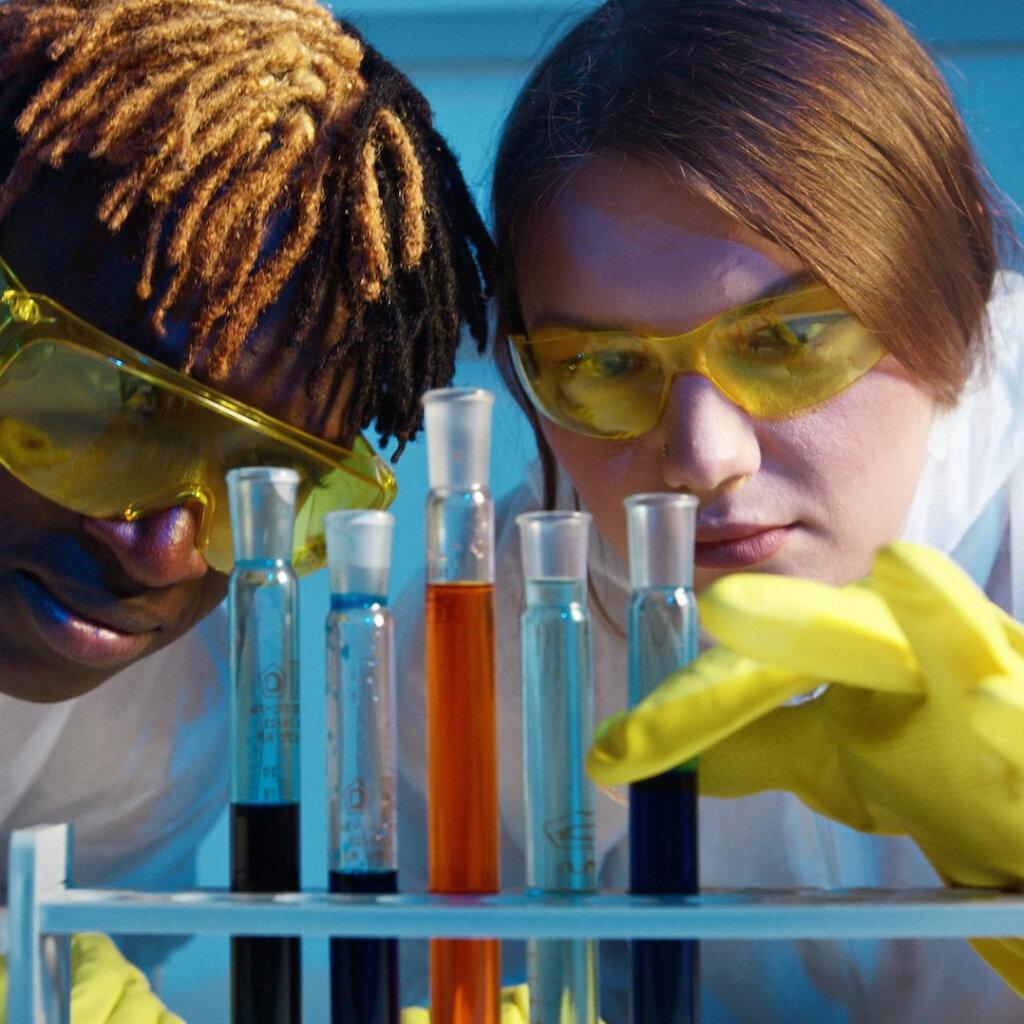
[228,467,301,1024]
[519,510,599,1024]
[326,508,399,1024]
[626,493,700,1024]
[423,389,500,1024]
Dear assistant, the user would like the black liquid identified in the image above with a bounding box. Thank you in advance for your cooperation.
[629,769,699,1024]
[231,802,301,1024]
[329,870,399,1024]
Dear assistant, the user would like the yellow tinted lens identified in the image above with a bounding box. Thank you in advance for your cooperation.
[0,335,395,575]
[707,309,884,416]
[513,333,665,438]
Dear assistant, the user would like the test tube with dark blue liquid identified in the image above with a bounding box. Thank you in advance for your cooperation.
[227,466,302,1024]
[325,510,399,1024]
[625,492,700,1024]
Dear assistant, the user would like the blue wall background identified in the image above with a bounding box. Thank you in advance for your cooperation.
[161,3,1024,1018]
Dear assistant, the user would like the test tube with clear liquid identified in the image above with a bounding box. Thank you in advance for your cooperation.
[325,510,399,1024]
[423,387,500,1024]
[517,511,599,1024]
[626,492,700,1024]
[227,467,302,1024]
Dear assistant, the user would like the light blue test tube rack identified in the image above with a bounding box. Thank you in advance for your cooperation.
[6,822,1024,1022]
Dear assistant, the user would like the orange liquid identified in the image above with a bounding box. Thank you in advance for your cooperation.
[425,581,500,1024]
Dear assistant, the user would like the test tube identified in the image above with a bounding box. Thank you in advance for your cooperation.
[227,466,302,1024]
[325,510,399,1024]
[625,493,700,1024]
[517,511,599,1024]
[423,387,501,1024]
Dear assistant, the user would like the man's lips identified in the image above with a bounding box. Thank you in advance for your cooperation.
[693,522,794,569]
[13,571,159,669]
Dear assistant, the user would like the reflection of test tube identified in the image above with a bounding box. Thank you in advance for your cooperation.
[423,388,500,1024]
[227,467,302,1024]
[625,493,700,1024]
[325,510,398,1024]
[517,511,599,1024]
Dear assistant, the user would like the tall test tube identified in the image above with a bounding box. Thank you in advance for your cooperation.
[227,467,302,1024]
[625,493,700,1024]
[423,387,500,1024]
[517,511,599,1024]
[325,510,399,1024]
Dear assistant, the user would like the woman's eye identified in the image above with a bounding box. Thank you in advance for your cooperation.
[721,316,813,360]
[566,350,647,379]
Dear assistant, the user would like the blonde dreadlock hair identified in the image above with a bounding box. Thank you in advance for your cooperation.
[0,0,493,454]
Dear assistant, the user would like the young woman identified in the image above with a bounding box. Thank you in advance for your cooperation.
[0,0,491,1010]
[396,0,1024,1019]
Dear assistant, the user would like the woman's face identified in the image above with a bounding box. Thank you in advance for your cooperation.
[0,164,354,702]
[516,153,935,591]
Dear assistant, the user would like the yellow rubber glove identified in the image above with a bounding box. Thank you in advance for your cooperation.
[401,983,530,1023]
[588,542,1024,994]
[0,933,185,1023]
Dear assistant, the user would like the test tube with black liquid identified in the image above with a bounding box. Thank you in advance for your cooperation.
[227,466,301,1024]
[626,492,700,1024]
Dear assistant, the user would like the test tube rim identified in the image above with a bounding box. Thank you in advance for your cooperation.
[515,510,593,528]
[421,386,496,408]
[624,492,699,511]
[323,509,395,529]
[225,465,301,485]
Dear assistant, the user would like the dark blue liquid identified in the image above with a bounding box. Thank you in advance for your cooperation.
[629,769,699,1024]
[329,870,399,1024]
[231,802,301,1024]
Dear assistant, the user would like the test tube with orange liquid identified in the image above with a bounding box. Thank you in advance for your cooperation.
[423,388,500,1024]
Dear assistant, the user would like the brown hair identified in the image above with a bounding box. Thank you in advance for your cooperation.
[0,0,494,455]
[492,0,1009,505]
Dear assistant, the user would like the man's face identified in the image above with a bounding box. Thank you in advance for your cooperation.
[0,165,354,702]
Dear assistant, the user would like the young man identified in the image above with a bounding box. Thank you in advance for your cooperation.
[0,0,492,1009]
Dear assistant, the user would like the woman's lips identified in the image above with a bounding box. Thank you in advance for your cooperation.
[693,524,793,569]
[13,571,155,669]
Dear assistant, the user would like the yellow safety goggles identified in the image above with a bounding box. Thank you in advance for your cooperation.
[0,255,396,575]
[509,285,886,439]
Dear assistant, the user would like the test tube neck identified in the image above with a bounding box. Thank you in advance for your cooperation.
[227,467,299,566]
[325,510,394,599]
[626,493,697,591]
[423,387,494,492]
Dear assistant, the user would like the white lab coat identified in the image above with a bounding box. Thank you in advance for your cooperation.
[0,605,229,974]
[394,270,1024,1021]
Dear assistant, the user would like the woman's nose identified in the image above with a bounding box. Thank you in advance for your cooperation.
[81,503,209,588]
[657,373,761,498]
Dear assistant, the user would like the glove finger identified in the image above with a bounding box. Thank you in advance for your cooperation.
[587,647,817,786]
[700,701,883,834]
[970,675,1024,771]
[994,602,1024,659]
[71,933,184,1023]
[970,938,1024,999]
[698,573,921,695]
[871,543,1021,696]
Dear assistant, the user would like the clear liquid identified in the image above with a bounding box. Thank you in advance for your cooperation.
[522,578,598,1024]
[326,594,396,875]
[230,562,299,806]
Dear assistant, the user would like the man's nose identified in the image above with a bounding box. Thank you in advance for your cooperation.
[657,373,761,499]
[81,503,209,588]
